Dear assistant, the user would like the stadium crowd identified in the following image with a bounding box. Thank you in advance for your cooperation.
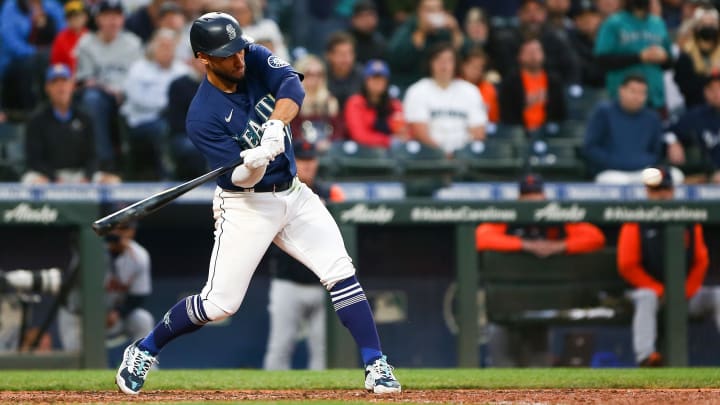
[2,0,720,185]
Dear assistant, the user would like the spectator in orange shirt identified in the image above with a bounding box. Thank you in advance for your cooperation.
[459,46,499,124]
[49,1,88,73]
[617,164,720,367]
[499,37,566,134]
[476,173,605,257]
[344,59,407,149]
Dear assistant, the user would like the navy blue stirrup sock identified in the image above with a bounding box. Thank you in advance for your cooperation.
[330,276,383,365]
[138,295,209,356]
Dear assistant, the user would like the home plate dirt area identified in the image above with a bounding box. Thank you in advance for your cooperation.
[3,388,720,404]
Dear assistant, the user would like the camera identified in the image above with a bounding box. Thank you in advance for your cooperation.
[0,268,62,295]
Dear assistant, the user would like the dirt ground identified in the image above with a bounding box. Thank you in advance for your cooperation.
[2,389,720,404]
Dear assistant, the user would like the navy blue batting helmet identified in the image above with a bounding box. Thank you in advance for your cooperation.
[190,12,253,58]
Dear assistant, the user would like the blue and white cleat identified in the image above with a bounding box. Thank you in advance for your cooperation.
[364,355,402,394]
[116,339,157,395]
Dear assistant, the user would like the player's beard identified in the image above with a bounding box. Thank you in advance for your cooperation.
[211,66,245,84]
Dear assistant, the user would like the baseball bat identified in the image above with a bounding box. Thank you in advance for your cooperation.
[92,157,243,236]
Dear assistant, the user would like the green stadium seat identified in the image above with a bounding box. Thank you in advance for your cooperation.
[325,140,397,180]
[391,140,460,178]
[488,124,526,145]
[677,142,712,177]
[566,87,608,121]
[526,138,586,180]
[454,139,523,180]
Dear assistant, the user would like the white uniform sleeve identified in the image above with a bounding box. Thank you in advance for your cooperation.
[466,84,488,127]
[128,243,152,295]
[74,36,94,82]
[403,81,429,123]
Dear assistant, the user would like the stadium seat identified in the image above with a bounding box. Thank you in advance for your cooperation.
[525,138,586,180]
[454,139,523,180]
[325,140,397,180]
[488,124,526,145]
[0,122,25,180]
[566,87,608,121]
[677,141,712,177]
[391,140,460,178]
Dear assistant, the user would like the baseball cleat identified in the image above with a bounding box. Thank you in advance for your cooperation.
[116,339,157,395]
[364,355,402,394]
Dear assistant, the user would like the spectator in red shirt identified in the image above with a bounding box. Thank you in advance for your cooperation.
[50,0,87,73]
[344,59,407,149]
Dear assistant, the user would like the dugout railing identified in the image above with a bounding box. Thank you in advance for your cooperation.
[327,200,720,368]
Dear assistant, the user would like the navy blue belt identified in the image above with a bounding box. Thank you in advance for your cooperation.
[238,180,292,193]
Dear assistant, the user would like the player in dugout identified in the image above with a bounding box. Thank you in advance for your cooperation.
[617,165,720,367]
[475,173,606,257]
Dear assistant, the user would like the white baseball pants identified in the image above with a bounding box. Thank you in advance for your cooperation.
[200,178,355,316]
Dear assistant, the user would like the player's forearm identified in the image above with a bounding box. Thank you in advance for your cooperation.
[269,98,300,125]
[231,163,267,188]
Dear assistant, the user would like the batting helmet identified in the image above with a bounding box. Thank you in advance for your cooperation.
[190,12,253,58]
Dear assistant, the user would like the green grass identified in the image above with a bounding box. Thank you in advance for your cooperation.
[2,368,720,391]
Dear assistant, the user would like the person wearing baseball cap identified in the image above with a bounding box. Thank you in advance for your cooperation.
[567,0,605,88]
[475,173,605,366]
[22,63,119,185]
[349,0,386,64]
[50,0,89,73]
[345,59,407,148]
[617,163,718,367]
[476,173,605,258]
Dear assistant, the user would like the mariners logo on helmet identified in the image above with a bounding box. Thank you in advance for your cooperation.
[226,23,236,40]
[267,55,290,69]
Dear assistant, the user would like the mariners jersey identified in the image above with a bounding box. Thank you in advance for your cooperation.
[186,44,305,191]
[403,78,487,154]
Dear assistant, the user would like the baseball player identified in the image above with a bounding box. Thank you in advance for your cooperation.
[115,12,401,395]
[58,222,154,352]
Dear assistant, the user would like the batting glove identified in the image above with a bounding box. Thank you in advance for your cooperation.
[260,119,286,157]
[240,146,273,169]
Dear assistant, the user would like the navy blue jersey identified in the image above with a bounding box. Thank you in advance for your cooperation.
[186,44,305,190]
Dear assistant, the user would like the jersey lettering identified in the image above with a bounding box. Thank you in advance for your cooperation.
[234,94,292,149]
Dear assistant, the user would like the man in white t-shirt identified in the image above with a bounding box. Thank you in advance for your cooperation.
[403,42,487,156]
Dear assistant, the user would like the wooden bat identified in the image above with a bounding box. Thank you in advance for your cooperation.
[91,157,243,236]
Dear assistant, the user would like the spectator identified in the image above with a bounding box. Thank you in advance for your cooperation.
[617,164,719,367]
[594,0,673,111]
[22,63,120,184]
[546,0,573,34]
[488,0,581,87]
[666,72,720,183]
[403,42,487,156]
[462,7,490,55]
[344,59,406,148]
[459,46,499,124]
[289,54,342,152]
[476,173,605,256]
[0,0,65,112]
[568,0,605,89]
[595,0,622,20]
[324,31,363,109]
[228,0,289,61]
[674,6,720,108]
[121,28,188,180]
[49,0,88,74]
[348,0,386,64]
[476,173,605,367]
[387,0,464,91]
[288,0,352,55]
[583,74,684,183]
[125,0,167,43]
[58,221,154,353]
[499,37,566,133]
[167,55,207,180]
[262,140,344,371]
[76,0,142,173]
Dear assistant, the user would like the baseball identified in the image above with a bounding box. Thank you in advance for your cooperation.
[642,167,663,187]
